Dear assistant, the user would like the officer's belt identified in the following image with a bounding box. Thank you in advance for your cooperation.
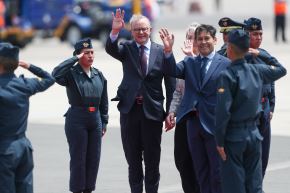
[70,105,98,112]
[228,119,258,128]
[0,133,25,141]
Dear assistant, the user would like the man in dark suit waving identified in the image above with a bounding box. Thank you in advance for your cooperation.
[159,25,230,193]
[105,9,175,193]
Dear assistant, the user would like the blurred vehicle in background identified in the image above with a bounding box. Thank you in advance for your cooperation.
[54,0,133,46]
[21,0,73,38]
[0,0,34,48]
[0,0,156,48]
[54,0,155,46]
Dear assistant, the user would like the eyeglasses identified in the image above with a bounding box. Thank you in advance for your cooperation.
[132,27,150,33]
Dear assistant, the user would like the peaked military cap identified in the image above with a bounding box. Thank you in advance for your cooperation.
[244,17,262,31]
[218,17,245,33]
[0,42,19,61]
[228,29,250,51]
[73,38,93,55]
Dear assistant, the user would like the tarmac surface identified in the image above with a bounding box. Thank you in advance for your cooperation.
[15,1,290,192]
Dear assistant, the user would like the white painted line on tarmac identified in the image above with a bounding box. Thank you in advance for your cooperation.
[267,161,290,172]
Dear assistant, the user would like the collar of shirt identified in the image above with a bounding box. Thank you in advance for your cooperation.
[199,50,216,60]
[136,41,151,68]
[199,50,216,72]
[136,40,151,52]
[0,72,15,78]
[86,69,91,78]
[0,73,16,87]
[0,73,16,80]
[76,64,95,78]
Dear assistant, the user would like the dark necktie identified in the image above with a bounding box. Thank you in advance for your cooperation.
[200,57,208,82]
[139,45,147,76]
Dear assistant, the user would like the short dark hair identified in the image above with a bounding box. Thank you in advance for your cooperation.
[0,56,18,73]
[195,24,216,40]
[228,29,250,52]
[229,42,248,56]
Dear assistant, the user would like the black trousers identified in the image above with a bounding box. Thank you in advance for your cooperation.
[174,120,200,193]
[275,14,287,42]
[187,116,222,193]
[65,107,102,193]
[120,103,163,193]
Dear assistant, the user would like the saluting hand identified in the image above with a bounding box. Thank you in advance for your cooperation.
[111,8,125,35]
[217,146,227,161]
[76,52,84,59]
[248,48,260,57]
[159,28,174,54]
[18,61,30,69]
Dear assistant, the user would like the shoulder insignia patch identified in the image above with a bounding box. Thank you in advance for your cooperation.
[218,88,225,93]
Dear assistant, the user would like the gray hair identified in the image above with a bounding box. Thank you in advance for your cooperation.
[186,22,200,39]
[129,14,151,27]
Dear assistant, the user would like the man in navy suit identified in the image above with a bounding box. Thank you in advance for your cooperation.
[159,25,230,193]
[105,9,175,193]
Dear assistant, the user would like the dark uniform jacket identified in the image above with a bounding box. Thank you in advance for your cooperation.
[52,56,108,127]
[217,44,227,57]
[0,65,55,138]
[245,48,277,112]
[105,39,175,122]
[215,59,287,146]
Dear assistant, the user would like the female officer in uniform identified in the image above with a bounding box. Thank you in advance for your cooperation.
[52,38,108,193]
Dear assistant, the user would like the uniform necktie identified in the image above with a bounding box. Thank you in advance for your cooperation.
[200,57,209,82]
[139,45,147,76]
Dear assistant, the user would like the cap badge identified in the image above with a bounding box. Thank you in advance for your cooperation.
[83,42,89,47]
[252,24,258,30]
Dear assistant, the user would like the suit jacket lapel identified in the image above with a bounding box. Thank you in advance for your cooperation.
[147,42,158,75]
[201,54,221,87]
